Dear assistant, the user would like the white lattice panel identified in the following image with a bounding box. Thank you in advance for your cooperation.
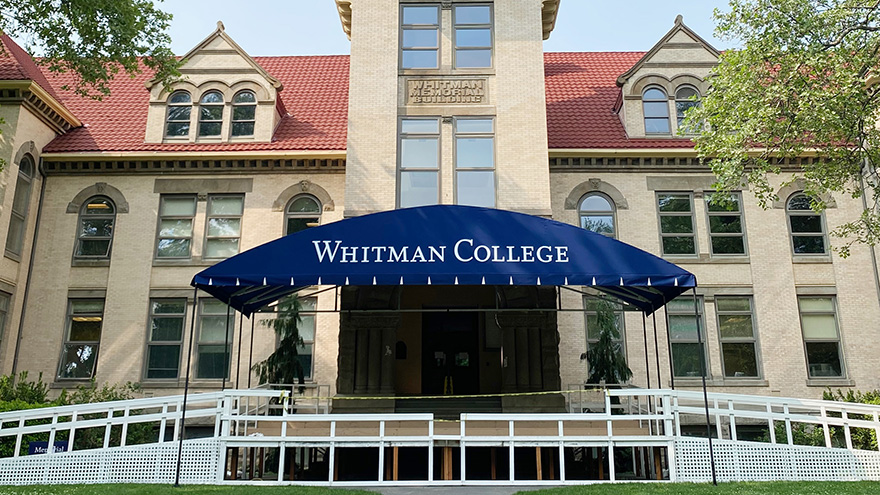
[675,438,880,482]
[0,439,221,485]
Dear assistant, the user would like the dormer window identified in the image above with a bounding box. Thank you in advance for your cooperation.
[199,91,224,137]
[165,91,192,138]
[675,86,701,134]
[642,87,670,134]
[232,91,256,137]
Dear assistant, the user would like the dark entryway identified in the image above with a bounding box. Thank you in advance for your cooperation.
[421,312,480,395]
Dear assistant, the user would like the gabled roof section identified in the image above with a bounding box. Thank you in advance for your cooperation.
[0,34,61,100]
[145,21,282,90]
[616,15,720,87]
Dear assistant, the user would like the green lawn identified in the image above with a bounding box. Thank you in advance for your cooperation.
[0,486,373,495]
[522,481,880,495]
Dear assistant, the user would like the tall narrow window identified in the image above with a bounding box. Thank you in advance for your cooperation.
[584,298,626,365]
[204,195,244,259]
[643,87,670,134]
[0,293,9,350]
[298,298,317,381]
[454,5,492,68]
[667,297,708,378]
[165,91,192,137]
[798,296,844,378]
[658,193,696,255]
[231,90,256,137]
[675,86,701,133]
[399,117,440,208]
[455,118,495,207]
[197,299,232,379]
[198,91,224,137]
[6,154,34,257]
[145,299,186,379]
[156,195,197,259]
[579,193,615,237]
[401,4,439,69]
[787,193,827,255]
[58,299,104,379]
[706,193,746,255]
[285,195,321,235]
[75,196,116,259]
[716,297,759,378]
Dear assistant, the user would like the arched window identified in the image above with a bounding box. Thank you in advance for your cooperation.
[579,193,615,237]
[198,91,224,137]
[231,90,256,137]
[675,86,701,133]
[787,193,827,255]
[285,195,321,235]
[642,87,670,134]
[6,154,34,256]
[165,91,192,137]
[75,196,116,259]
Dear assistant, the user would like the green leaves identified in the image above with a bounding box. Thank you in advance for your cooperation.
[686,0,880,254]
[0,0,180,99]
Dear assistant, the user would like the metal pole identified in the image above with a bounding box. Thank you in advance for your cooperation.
[235,312,244,389]
[651,310,662,389]
[222,304,231,391]
[691,288,717,485]
[641,312,651,389]
[247,317,256,388]
[174,286,199,487]
[662,297,675,390]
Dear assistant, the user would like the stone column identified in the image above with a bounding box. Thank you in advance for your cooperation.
[380,325,396,394]
[501,327,517,393]
[336,315,356,394]
[354,327,370,394]
[541,317,562,391]
[514,327,530,391]
[350,314,400,396]
[528,327,543,391]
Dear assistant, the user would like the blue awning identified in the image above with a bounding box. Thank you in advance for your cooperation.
[191,205,696,315]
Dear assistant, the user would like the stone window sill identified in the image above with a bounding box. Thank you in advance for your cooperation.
[671,378,769,388]
[806,378,854,387]
[792,256,833,264]
[72,259,110,267]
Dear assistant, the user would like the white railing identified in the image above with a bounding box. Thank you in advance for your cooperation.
[0,387,878,485]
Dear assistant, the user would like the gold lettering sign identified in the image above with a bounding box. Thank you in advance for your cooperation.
[407,79,487,104]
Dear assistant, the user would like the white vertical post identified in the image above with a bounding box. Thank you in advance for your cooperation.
[329,420,337,485]
[821,406,832,448]
[714,398,722,440]
[843,410,853,450]
[103,409,114,449]
[277,442,286,482]
[159,403,168,444]
[874,411,880,453]
[428,419,434,482]
[668,440,677,481]
[460,417,466,482]
[46,412,58,455]
[673,396,682,437]
[120,406,130,447]
[68,411,78,452]
[173,399,182,441]
[727,400,737,441]
[783,404,793,446]
[509,420,515,483]
[378,421,385,482]
[558,420,565,482]
[767,403,776,444]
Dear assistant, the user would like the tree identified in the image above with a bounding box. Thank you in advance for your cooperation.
[0,0,179,99]
[253,296,306,387]
[685,0,880,255]
[584,300,632,385]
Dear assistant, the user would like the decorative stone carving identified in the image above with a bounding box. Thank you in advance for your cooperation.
[66,183,130,214]
[272,181,335,212]
[564,179,628,210]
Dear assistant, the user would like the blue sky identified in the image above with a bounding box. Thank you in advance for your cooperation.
[163,0,735,56]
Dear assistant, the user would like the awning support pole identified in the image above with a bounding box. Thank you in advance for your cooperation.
[662,296,675,390]
[235,312,244,389]
[641,312,651,389]
[692,288,717,485]
[222,304,231,391]
[247,317,256,388]
[173,286,199,487]
[651,310,662,391]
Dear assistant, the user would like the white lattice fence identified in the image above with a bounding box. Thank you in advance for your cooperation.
[0,439,221,485]
[675,437,880,482]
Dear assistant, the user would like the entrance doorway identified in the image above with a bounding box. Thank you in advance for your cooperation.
[421,312,480,395]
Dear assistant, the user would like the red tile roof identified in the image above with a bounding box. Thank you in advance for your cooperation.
[0,34,62,101]
[23,52,695,153]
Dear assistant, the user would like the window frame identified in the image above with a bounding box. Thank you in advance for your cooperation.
[196,299,233,380]
[667,296,709,379]
[452,3,494,69]
[297,297,317,381]
[674,85,701,135]
[798,296,846,379]
[0,292,10,349]
[704,192,748,257]
[203,194,244,260]
[57,299,105,380]
[74,196,117,260]
[453,116,496,207]
[164,90,192,139]
[657,192,698,257]
[578,192,616,238]
[284,194,322,236]
[786,193,828,256]
[715,296,761,379]
[155,194,197,260]
[642,86,671,135]
[6,154,34,258]
[198,90,225,138]
[400,3,441,70]
[398,116,442,208]
[583,297,627,371]
[231,90,256,137]
[143,298,187,380]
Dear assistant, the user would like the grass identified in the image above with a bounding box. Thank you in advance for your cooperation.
[0,486,374,495]
[521,481,880,495]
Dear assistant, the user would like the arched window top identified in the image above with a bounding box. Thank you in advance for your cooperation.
[288,195,321,214]
[787,193,814,211]
[169,91,191,104]
[579,193,613,213]
[578,192,616,237]
[18,154,34,178]
[233,90,256,104]
[75,195,117,259]
[675,86,701,133]
[675,86,699,101]
[81,196,116,215]
[642,86,670,134]
[786,192,827,255]
[285,195,322,236]
[200,91,224,104]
